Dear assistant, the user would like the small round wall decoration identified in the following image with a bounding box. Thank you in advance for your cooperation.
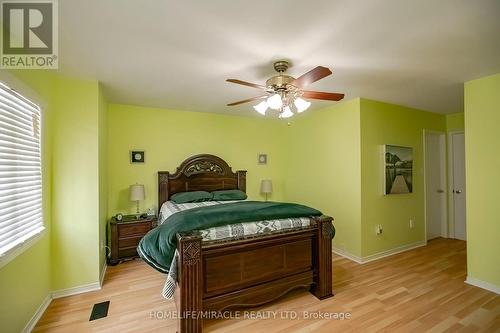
[258,153,267,165]
[131,150,145,163]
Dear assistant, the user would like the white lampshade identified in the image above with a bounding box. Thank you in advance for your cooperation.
[129,184,145,201]
[279,106,293,118]
[267,94,283,110]
[253,101,268,115]
[294,97,311,113]
[260,179,273,194]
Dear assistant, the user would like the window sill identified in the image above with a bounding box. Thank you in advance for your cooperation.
[0,228,46,269]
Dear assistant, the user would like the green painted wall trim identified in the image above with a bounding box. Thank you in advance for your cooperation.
[464,73,500,287]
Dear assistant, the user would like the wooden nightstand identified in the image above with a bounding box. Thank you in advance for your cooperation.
[109,215,157,265]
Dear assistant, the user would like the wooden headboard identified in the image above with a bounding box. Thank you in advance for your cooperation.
[158,154,247,211]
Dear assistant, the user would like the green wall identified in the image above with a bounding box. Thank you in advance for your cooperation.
[107,104,288,216]
[50,76,101,290]
[98,84,108,279]
[464,73,500,288]
[0,70,54,333]
[446,112,465,132]
[0,71,104,332]
[360,99,446,257]
[284,99,362,257]
[283,98,449,259]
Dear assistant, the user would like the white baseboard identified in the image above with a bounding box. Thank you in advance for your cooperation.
[51,281,102,299]
[333,240,427,264]
[100,262,107,287]
[465,276,500,295]
[23,270,107,332]
[361,240,427,263]
[23,281,102,332]
[22,294,52,333]
[332,247,363,263]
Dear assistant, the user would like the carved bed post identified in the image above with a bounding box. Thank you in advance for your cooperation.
[177,231,203,333]
[237,170,247,193]
[158,172,170,214]
[312,215,334,300]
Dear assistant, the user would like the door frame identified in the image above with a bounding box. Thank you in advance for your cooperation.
[447,130,465,239]
[423,129,448,241]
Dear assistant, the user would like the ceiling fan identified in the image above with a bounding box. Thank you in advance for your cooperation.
[226,60,344,118]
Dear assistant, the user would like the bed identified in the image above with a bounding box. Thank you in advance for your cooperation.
[143,154,334,333]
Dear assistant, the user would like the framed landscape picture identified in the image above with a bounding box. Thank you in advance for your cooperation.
[385,145,413,194]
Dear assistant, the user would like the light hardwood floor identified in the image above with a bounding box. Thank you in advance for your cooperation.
[34,238,500,332]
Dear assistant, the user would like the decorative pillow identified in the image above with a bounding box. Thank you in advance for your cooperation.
[170,191,212,204]
[212,189,247,201]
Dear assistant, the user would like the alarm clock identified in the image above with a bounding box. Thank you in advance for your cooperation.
[115,213,123,221]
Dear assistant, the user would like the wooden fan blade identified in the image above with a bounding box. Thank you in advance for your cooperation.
[293,66,332,88]
[302,90,344,101]
[226,79,267,90]
[227,95,268,106]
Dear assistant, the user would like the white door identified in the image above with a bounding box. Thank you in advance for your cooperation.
[425,132,447,240]
[452,133,466,240]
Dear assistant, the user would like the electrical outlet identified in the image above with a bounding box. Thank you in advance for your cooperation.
[409,219,414,229]
[376,224,383,235]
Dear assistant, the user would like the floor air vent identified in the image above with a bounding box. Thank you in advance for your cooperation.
[89,301,110,321]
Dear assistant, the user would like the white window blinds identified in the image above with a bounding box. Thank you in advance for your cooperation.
[0,82,44,257]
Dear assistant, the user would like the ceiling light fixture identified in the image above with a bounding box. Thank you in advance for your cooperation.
[253,101,268,115]
[267,93,283,110]
[294,97,311,113]
[279,106,294,119]
[254,94,311,118]
[228,60,345,119]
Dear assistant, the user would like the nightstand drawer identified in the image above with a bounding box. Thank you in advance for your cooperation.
[118,235,143,249]
[109,215,157,265]
[118,246,139,258]
[119,223,151,237]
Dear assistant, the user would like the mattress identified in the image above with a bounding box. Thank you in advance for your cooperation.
[159,200,313,242]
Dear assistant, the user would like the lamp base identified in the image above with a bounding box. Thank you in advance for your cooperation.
[135,201,141,219]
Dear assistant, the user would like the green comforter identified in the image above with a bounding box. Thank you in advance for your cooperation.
[137,201,323,273]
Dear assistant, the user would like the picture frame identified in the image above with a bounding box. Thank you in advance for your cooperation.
[258,153,267,165]
[130,150,145,163]
[384,145,413,195]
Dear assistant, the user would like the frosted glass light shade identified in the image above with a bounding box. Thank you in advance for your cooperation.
[253,101,268,115]
[260,179,273,194]
[267,94,283,110]
[279,106,293,118]
[294,97,311,113]
[129,184,145,201]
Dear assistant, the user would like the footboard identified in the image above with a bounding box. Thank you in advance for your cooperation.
[175,215,333,333]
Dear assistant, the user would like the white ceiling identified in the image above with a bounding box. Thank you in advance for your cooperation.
[58,0,500,116]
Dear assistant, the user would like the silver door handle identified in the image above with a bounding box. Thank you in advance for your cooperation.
[454,190,462,194]
[437,189,444,193]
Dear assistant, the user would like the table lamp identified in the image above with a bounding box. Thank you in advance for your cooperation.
[129,184,145,218]
[260,179,272,201]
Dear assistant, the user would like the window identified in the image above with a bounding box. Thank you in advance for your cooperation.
[0,82,44,259]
